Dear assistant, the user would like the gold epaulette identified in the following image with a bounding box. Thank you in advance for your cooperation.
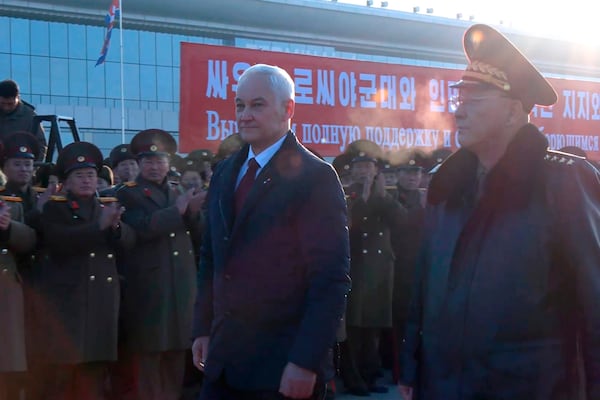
[544,150,582,166]
[0,195,22,203]
[99,197,119,203]
[32,186,46,193]
[122,181,137,187]
[50,195,68,202]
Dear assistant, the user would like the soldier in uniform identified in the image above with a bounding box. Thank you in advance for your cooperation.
[0,132,56,227]
[0,184,37,400]
[0,80,46,160]
[109,144,139,186]
[399,24,600,400]
[115,129,203,400]
[34,141,134,400]
[342,152,407,396]
[187,149,214,186]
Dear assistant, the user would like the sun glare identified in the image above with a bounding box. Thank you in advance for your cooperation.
[334,0,600,45]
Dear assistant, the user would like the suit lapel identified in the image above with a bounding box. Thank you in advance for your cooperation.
[232,132,298,232]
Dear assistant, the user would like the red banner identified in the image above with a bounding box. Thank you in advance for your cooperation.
[180,42,600,159]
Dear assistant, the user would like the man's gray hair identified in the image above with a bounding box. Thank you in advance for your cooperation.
[238,64,295,102]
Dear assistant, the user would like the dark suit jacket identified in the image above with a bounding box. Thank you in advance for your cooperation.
[193,131,351,390]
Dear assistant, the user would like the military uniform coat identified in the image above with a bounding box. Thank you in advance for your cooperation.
[36,193,134,364]
[400,125,600,400]
[0,199,36,372]
[345,185,407,328]
[117,176,200,353]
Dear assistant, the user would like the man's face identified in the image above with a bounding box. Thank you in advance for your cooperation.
[453,86,513,152]
[3,158,34,186]
[181,170,203,191]
[382,171,398,186]
[139,155,169,185]
[115,158,139,182]
[397,169,422,191]
[0,96,18,114]
[64,167,97,198]
[235,73,293,152]
[351,161,377,184]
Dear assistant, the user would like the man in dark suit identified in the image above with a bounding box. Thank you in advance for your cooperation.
[192,64,351,400]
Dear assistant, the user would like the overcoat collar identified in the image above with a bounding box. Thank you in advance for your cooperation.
[428,123,548,209]
[135,176,174,207]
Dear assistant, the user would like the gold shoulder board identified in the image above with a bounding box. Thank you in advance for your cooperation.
[123,181,137,187]
[0,195,22,202]
[32,186,46,193]
[50,195,68,202]
[99,197,119,204]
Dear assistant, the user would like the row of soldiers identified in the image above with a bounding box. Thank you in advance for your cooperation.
[0,128,210,400]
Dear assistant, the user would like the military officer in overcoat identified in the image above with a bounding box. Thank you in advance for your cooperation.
[115,129,204,400]
[342,152,407,395]
[0,190,36,400]
[35,141,134,400]
[399,24,600,400]
[109,144,139,186]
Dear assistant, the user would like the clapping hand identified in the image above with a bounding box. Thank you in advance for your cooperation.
[0,202,11,231]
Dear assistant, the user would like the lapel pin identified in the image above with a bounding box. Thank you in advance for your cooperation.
[263,177,272,185]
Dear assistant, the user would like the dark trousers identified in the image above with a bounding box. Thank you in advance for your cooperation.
[116,351,185,400]
[199,373,326,400]
[0,372,24,400]
[342,327,382,388]
[38,362,108,400]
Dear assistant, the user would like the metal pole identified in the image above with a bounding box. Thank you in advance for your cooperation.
[119,0,125,144]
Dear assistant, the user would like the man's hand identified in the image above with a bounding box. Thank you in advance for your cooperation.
[0,202,11,230]
[279,362,316,399]
[99,203,120,230]
[36,182,58,212]
[398,384,413,400]
[191,336,210,371]
[175,189,193,215]
[187,188,207,215]
[371,172,386,198]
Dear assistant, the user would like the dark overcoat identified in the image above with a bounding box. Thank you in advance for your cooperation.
[117,176,200,353]
[400,124,600,400]
[36,194,135,364]
[345,186,406,328]
[193,131,351,390]
[0,199,36,372]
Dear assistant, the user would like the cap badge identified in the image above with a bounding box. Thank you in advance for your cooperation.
[150,145,158,152]
[120,147,127,153]
[77,156,85,162]
[19,146,27,153]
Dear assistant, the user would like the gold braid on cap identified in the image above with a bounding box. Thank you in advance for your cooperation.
[463,60,511,91]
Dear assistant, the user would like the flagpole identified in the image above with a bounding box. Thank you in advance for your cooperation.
[118,0,125,144]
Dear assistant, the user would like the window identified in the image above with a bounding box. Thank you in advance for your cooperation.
[69,59,87,98]
[0,17,10,53]
[31,56,50,95]
[49,22,68,58]
[122,30,139,64]
[10,18,30,55]
[11,55,30,93]
[156,33,172,67]
[68,24,86,59]
[139,31,156,65]
[30,20,49,56]
[140,65,156,101]
[156,66,172,102]
[50,58,69,96]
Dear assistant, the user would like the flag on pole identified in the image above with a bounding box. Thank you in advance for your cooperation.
[96,0,120,66]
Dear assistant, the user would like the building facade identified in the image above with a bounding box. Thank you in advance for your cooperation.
[1,0,598,155]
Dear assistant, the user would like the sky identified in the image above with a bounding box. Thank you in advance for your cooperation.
[335,0,600,45]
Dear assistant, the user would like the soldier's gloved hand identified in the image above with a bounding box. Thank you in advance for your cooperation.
[36,182,58,212]
[175,189,193,215]
[99,203,120,230]
[0,202,10,231]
